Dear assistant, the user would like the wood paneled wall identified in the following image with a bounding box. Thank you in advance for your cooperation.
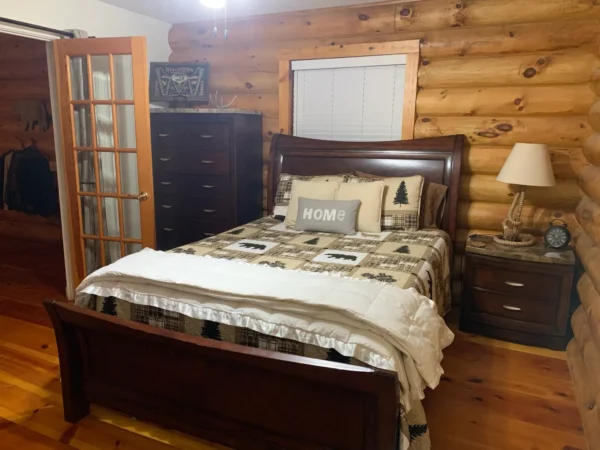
[0,34,60,241]
[169,0,599,296]
[567,37,600,448]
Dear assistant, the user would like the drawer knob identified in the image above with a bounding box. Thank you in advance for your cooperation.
[161,205,173,209]
[158,133,170,137]
[201,160,215,164]
[202,185,215,189]
[203,209,217,213]
[505,281,524,287]
[163,228,175,232]
[200,135,214,139]
[160,181,172,186]
[502,305,522,312]
[160,158,171,162]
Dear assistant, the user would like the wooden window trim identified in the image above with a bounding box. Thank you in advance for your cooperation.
[278,40,420,139]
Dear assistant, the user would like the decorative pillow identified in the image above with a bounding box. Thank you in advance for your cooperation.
[354,172,447,229]
[295,198,360,235]
[347,174,424,231]
[284,180,341,227]
[336,181,385,233]
[273,173,348,219]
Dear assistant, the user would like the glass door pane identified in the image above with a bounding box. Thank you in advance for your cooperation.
[58,37,155,284]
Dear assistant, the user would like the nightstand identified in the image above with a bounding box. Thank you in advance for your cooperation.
[460,234,576,350]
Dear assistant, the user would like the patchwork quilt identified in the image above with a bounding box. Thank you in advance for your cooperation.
[170,217,452,314]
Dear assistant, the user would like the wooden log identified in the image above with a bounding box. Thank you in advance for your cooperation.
[169,4,397,48]
[262,117,280,142]
[0,37,47,62]
[414,116,591,148]
[419,50,599,88]
[576,229,600,296]
[461,175,581,209]
[589,100,600,133]
[417,84,595,117]
[584,133,600,167]
[397,0,600,32]
[566,339,600,450]
[580,165,600,205]
[0,58,49,81]
[463,146,589,179]
[169,18,600,68]
[209,68,277,95]
[576,196,600,249]
[457,201,576,233]
[418,18,600,59]
[395,0,466,32]
[591,69,600,97]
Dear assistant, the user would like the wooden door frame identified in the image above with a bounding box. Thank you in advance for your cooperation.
[278,40,420,140]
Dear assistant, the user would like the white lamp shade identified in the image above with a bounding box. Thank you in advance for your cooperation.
[496,143,556,187]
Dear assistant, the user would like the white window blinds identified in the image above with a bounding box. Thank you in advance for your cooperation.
[292,55,407,142]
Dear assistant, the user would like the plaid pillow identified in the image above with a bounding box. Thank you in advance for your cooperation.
[347,175,424,231]
[272,173,348,219]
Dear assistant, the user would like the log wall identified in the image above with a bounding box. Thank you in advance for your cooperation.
[568,27,600,450]
[0,34,60,241]
[168,0,599,300]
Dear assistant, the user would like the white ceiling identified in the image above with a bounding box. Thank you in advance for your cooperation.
[99,0,391,24]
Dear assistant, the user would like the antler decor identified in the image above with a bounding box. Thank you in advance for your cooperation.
[209,90,237,109]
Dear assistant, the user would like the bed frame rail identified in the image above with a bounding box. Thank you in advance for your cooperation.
[44,300,399,450]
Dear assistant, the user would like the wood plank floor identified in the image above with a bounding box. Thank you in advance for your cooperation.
[0,237,66,327]
[0,313,584,449]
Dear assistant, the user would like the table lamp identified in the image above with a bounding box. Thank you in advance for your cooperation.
[494,143,556,247]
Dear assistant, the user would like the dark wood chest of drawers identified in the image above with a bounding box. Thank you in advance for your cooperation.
[151,111,263,250]
[460,235,576,350]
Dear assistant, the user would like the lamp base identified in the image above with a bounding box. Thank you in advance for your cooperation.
[493,234,535,247]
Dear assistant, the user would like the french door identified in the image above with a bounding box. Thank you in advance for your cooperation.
[54,37,155,286]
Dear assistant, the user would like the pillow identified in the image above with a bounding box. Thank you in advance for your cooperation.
[354,172,447,228]
[273,173,348,219]
[295,198,360,235]
[284,180,341,227]
[420,181,448,229]
[336,181,385,233]
[347,174,424,231]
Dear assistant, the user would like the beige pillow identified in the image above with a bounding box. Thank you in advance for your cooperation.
[285,180,341,226]
[336,181,385,233]
[347,175,424,231]
[273,174,348,218]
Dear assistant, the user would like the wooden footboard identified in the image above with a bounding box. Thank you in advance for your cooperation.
[44,300,399,450]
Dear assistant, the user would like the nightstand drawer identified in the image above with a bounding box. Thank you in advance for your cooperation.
[472,289,557,328]
[472,263,562,302]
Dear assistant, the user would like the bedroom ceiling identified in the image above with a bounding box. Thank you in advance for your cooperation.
[99,0,393,24]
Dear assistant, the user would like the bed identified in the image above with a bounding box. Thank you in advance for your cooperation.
[45,133,465,450]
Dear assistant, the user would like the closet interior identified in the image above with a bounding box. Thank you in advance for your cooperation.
[0,33,66,326]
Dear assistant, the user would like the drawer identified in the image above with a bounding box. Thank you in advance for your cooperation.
[472,263,562,302]
[471,289,558,328]
[152,122,230,150]
[154,174,231,199]
[156,195,234,223]
[153,150,229,175]
[156,221,232,251]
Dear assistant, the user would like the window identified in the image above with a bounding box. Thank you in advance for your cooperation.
[292,55,407,141]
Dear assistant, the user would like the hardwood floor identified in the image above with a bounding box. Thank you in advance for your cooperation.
[0,237,66,327]
[0,312,584,449]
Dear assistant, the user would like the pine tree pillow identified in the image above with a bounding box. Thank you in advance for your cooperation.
[272,173,349,219]
[346,175,425,231]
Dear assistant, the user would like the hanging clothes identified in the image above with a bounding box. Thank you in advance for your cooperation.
[4,146,57,217]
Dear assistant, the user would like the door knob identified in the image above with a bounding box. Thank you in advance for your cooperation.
[138,192,149,201]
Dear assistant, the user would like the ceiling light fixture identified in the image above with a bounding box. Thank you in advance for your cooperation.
[200,0,226,8]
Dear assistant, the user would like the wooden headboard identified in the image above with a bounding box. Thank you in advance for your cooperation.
[268,134,466,241]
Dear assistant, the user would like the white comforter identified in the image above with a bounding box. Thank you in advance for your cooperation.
[76,248,454,410]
